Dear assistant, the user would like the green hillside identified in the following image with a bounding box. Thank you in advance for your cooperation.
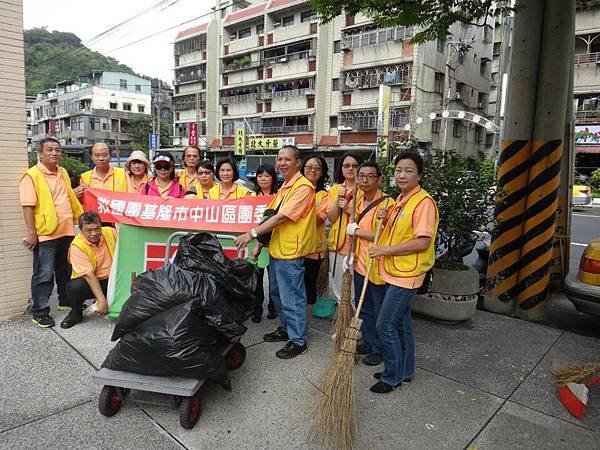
[24,28,164,96]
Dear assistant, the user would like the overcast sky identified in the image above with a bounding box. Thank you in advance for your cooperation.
[23,0,215,84]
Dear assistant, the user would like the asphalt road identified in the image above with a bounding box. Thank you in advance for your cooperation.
[569,207,600,275]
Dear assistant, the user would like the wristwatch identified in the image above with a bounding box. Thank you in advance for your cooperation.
[250,228,258,238]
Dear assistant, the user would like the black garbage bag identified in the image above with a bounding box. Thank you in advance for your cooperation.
[175,232,258,302]
[111,264,218,341]
[102,300,246,379]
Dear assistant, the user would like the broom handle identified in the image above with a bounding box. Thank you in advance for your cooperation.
[346,187,358,258]
[354,220,383,319]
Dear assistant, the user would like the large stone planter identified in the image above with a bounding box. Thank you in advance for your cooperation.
[412,266,479,322]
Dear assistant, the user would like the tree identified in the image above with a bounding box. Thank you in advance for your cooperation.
[131,116,171,150]
[310,0,516,42]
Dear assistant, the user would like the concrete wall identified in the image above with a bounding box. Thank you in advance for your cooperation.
[575,7,600,34]
[0,0,31,320]
[90,87,151,113]
[178,50,204,67]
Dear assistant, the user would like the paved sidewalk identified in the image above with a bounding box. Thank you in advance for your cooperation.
[1,296,599,449]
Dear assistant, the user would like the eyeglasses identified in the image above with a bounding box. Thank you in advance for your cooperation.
[155,163,172,170]
[304,165,322,172]
[358,174,378,180]
[197,170,213,176]
[342,164,359,169]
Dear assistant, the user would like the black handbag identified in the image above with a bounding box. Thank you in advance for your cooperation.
[256,205,279,245]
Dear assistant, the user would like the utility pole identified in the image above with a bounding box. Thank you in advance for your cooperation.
[441,42,453,151]
[157,82,162,150]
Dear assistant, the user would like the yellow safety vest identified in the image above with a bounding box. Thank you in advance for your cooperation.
[378,188,438,278]
[314,190,328,256]
[178,169,197,190]
[70,227,116,278]
[208,183,251,200]
[80,167,127,192]
[22,165,83,236]
[327,183,363,253]
[268,176,317,260]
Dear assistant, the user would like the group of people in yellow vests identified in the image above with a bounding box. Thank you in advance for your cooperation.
[21,138,438,394]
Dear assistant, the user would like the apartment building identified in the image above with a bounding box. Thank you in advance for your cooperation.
[30,71,151,155]
[173,0,496,161]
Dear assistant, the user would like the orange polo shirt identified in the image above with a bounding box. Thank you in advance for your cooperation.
[354,190,392,277]
[379,186,438,289]
[126,174,148,194]
[69,228,117,279]
[80,167,117,190]
[19,163,76,242]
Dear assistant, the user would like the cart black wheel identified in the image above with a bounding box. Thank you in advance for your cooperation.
[225,342,246,371]
[98,386,123,417]
[173,395,183,408]
[179,395,202,429]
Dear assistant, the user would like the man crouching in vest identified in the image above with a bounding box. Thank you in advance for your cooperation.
[60,212,116,329]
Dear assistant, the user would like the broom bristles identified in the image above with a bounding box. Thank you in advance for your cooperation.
[552,362,600,386]
[316,251,330,297]
[332,270,354,353]
[310,318,362,450]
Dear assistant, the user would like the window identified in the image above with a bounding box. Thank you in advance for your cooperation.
[431,120,441,134]
[493,42,501,57]
[480,59,490,77]
[120,79,127,89]
[453,120,464,138]
[238,27,251,39]
[135,84,141,92]
[109,102,117,110]
[330,116,338,129]
[89,117,101,130]
[475,126,483,143]
[256,23,264,35]
[437,38,446,53]
[485,133,494,146]
[123,103,132,111]
[434,72,444,94]
[332,78,339,91]
[138,105,145,113]
[333,40,341,53]
[301,10,316,22]
[282,15,294,27]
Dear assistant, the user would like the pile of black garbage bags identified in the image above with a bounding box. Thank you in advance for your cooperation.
[102,233,257,384]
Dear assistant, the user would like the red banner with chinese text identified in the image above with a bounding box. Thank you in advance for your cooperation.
[83,188,273,232]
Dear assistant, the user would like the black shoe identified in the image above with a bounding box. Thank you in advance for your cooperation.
[32,314,55,328]
[276,341,307,360]
[363,352,384,366]
[251,314,262,323]
[370,380,402,394]
[60,314,82,329]
[266,311,278,320]
[373,372,412,383]
[356,342,371,355]
[264,327,288,342]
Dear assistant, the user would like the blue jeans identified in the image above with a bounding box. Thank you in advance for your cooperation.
[353,273,386,354]
[31,236,73,317]
[376,285,417,386]
[268,257,307,345]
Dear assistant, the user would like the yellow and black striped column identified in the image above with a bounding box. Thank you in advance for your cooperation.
[515,140,563,320]
[485,140,530,313]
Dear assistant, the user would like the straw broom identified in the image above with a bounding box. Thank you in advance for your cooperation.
[310,222,382,450]
[331,189,358,353]
[553,362,600,385]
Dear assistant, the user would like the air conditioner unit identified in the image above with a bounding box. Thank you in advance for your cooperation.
[280,56,288,62]
[273,20,281,27]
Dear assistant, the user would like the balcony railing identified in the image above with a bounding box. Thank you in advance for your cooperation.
[262,50,313,66]
[175,73,206,84]
[574,52,600,64]
[341,63,412,90]
[576,109,600,123]
[262,124,311,133]
[262,87,314,99]
[222,60,262,73]
[338,107,409,130]
[341,26,413,50]
[220,92,260,104]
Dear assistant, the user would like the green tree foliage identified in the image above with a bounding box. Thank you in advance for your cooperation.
[309,0,516,42]
[28,151,89,187]
[131,116,172,150]
[590,168,600,196]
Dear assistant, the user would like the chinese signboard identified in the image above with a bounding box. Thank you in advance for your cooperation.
[235,123,246,155]
[83,189,273,232]
[248,137,295,150]
[189,122,198,146]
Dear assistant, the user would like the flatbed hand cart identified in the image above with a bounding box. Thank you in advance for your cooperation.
[93,232,247,430]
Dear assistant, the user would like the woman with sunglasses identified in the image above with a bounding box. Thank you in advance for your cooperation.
[178,145,201,190]
[208,158,252,200]
[326,152,364,303]
[301,155,330,324]
[141,152,186,199]
[249,164,279,323]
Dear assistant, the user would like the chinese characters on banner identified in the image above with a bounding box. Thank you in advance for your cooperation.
[235,123,245,156]
[189,122,198,146]
[83,189,273,233]
[249,136,295,150]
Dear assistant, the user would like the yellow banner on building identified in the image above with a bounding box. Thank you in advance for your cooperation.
[249,137,295,150]
[235,124,246,156]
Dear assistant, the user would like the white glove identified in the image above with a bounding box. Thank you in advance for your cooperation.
[346,222,360,236]
[342,254,354,271]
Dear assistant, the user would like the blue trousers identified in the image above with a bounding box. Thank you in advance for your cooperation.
[353,272,386,354]
[268,257,307,345]
[30,236,73,317]
[376,284,417,386]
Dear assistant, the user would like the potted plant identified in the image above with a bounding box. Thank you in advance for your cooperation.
[381,144,496,322]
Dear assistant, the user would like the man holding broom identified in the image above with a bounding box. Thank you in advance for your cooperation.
[368,151,438,394]
[235,145,317,359]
